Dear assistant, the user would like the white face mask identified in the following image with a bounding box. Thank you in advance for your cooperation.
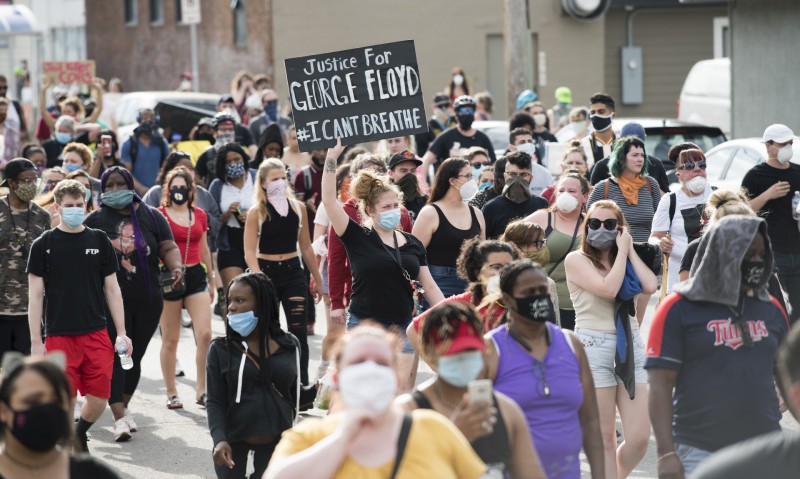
[486,275,500,296]
[555,192,579,213]
[571,121,586,135]
[777,145,794,164]
[452,74,464,86]
[516,142,537,159]
[457,178,478,201]
[685,175,707,194]
[533,113,547,127]
[337,361,397,412]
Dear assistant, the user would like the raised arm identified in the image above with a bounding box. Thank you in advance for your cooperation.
[564,228,632,300]
[85,79,104,124]
[321,139,349,237]
[39,79,57,132]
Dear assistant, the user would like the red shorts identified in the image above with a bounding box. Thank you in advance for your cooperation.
[45,330,114,398]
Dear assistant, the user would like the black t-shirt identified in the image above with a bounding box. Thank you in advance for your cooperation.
[428,127,497,164]
[589,155,670,192]
[0,455,120,479]
[85,204,173,301]
[339,219,427,325]
[531,130,557,164]
[481,194,549,239]
[26,228,118,336]
[742,162,800,253]
[235,124,255,147]
[693,430,800,479]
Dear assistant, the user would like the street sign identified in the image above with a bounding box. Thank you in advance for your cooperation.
[181,0,201,24]
[285,40,428,152]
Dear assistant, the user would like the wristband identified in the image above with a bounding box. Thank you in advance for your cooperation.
[657,451,677,461]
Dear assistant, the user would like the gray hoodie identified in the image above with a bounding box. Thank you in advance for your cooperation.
[674,215,773,307]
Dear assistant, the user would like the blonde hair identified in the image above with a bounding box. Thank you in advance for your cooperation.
[705,188,755,229]
[351,170,403,228]
[254,158,296,224]
[61,142,93,167]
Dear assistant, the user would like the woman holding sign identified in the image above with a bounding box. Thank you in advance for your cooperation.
[322,139,444,392]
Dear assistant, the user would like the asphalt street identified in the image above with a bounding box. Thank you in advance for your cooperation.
[89,296,798,478]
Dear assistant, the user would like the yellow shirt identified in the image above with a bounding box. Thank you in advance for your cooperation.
[271,409,486,479]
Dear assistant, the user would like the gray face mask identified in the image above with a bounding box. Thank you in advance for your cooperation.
[586,227,617,251]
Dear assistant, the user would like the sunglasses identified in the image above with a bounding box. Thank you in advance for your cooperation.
[456,107,474,115]
[678,161,707,171]
[587,218,619,230]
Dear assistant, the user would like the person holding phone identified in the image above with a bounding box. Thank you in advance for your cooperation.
[397,302,546,479]
[564,201,658,479]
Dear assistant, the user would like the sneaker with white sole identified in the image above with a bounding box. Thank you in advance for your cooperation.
[114,418,131,442]
[123,409,138,432]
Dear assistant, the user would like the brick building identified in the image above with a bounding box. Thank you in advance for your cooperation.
[85,0,273,94]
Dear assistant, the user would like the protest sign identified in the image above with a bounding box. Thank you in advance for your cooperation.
[285,40,428,151]
[43,61,95,85]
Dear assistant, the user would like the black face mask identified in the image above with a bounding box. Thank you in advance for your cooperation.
[456,113,474,130]
[312,156,325,168]
[394,173,420,202]
[590,114,613,132]
[8,402,70,452]
[741,260,766,290]
[502,176,532,204]
[514,292,555,323]
[195,132,216,144]
[170,187,190,205]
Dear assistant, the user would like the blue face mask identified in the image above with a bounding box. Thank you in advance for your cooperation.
[437,350,484,388]
[101,190,134,209]
[55,132,72,144]
[226,162,246,179]
[377,208,401,231]
[472,165,483,180]
[227,310,258,337]
[84,188,92,202]
[60,207,85,228]
[64,163,82,173]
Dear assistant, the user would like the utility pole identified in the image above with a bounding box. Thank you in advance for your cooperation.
[504,0,528,116]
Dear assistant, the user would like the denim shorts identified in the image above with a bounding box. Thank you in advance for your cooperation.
[675,442,712,477]
[575,328,648,388]
[428,265,468,299]
[346,311,415,354]
[321,259,329,295]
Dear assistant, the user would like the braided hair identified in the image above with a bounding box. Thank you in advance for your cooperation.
[456,237,518,304]
[419,302,484,362]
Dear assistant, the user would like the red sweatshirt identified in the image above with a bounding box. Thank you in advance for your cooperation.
[327,197,413,311]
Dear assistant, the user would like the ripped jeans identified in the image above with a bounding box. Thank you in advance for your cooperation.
[258,257,309,385]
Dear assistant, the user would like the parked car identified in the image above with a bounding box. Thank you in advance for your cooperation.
[473,120,511,159]
[114,91,220,142]
[698,137,800,191]
[678,58,731,137]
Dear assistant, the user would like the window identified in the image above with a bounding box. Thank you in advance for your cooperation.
[724,147,761,181]
[233,0,247,47]
[150,0,164,24]
[704,147,734,181]
[176,0,182,23]
[713,17,730,59]
[124,0,137,26]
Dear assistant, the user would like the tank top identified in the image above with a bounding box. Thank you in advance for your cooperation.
[411,389,510,476]
[426,204,480,267]
[571,282,638,332]
[545,212,582,311]
[258,202,300,255]
[488,323,583,479]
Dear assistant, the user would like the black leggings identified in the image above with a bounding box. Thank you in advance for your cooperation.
[214,441,276,479]
[258,257,309,385]
[107,295,163,404]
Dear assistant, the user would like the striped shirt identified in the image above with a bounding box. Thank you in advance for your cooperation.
[587,176,661,242]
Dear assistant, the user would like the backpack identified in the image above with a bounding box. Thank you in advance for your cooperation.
[666,186,718,229]
[129,135,168,169]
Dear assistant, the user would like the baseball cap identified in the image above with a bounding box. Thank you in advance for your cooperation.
[762,124,795,143]
[620,122,646,141]
[196,117,215,128]
[218,95,235,105]
[388,150,422,170]
[1,158,36,187]
[430,319,486,356]
[433,93,450,108]
[555,86,572,104]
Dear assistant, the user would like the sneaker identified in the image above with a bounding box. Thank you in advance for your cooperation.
[176,359,185,377]
[114,418,131,442]
[123,409,138,432]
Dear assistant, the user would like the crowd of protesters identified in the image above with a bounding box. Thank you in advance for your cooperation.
[0,66,797,479]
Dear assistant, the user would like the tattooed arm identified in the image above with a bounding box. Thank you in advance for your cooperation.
[322,139,349,237]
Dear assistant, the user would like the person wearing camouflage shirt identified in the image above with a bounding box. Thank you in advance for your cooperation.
[0,158,50,356]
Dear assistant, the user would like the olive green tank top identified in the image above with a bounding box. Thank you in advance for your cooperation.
[545,212,582,311]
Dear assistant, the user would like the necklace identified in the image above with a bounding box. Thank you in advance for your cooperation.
[3,449,62,475]
[432,381,462,409]
[506,324,551,397]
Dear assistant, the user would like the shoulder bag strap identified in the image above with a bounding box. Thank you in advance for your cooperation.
[389,414,413,479]
[668,192,677,228]
[547,214,582,276]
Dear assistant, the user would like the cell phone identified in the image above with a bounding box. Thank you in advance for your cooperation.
[101,135,112,157]
[467,379,492,406]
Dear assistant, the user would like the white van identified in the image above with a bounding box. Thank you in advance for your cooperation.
[678,58,730,137]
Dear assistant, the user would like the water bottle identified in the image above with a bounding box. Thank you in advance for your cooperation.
[116,339,133,370]
[793,191,800,221]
